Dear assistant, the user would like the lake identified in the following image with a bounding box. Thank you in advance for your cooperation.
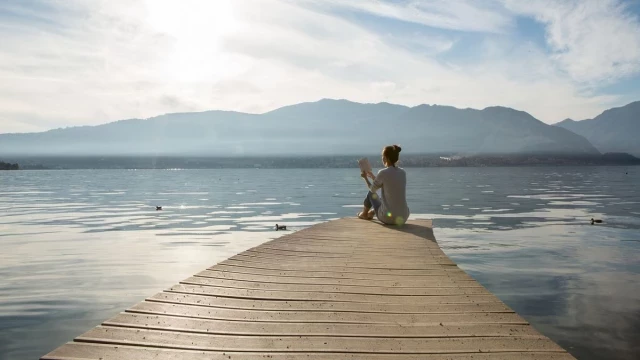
[1,167,639,360]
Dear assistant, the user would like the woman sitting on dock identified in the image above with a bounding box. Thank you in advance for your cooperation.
[359,144,410,225]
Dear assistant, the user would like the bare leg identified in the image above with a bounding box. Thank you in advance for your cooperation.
[358,205,371,220]
[367,209,375,219]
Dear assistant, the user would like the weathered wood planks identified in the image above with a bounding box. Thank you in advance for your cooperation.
[42,218,575,359]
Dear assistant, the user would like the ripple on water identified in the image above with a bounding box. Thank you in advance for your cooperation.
[1,167,639,360]
[548,201,600,206]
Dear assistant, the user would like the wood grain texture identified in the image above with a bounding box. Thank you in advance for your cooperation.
[41,218,576,359]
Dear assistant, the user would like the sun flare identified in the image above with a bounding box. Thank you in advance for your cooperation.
[143,0,242,82]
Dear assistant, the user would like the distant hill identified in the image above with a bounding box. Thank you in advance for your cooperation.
[384,105,598,154]
[555,101,640,157]
[0,99,600,156]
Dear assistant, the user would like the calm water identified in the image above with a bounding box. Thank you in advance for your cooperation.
[1,167,639,360]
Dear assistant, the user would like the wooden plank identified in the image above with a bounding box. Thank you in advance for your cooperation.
[127,302,525,324]
[222,257,457,268]
[75,326,564,353]
[210,264,465,278]
[106,313,538,337]
[245,246,444,255]
[147,293,506,312]
[42,343,577,360]
[266,241,440,250]
[195,269,477,286]
[167,283,493,303]
[236,251,452,261]
[41,218,575,360]
[216,261,459,273]
[181,276,485,293]
[258,242,444,250]
[230,253,455,264]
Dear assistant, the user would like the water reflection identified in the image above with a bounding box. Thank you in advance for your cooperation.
[440,224,640,360]
[0,167,638,359]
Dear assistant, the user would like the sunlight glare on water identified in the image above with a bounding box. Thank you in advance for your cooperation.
[0,166,638,360]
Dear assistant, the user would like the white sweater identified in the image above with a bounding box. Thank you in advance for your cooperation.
[369,166,410,225]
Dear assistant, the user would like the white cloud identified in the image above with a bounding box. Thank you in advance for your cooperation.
[0,0,638,133]
[300,0,513,33]
[502,0,640,84]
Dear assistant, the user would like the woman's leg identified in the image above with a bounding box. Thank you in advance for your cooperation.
[358,193,373,219]
[359,192,381,220]
[366,209,375,220]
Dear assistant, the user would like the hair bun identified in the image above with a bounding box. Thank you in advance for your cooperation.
[393,145,402,153]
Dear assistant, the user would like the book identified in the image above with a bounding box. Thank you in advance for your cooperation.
[358,158,372,174]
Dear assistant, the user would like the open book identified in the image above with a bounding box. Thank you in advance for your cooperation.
[358,158,373,174]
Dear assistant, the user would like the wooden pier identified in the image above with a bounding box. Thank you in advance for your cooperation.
[42,218,575,359]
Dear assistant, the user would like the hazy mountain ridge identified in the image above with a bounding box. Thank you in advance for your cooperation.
[393,105,598,154]
[555,101,640,156]
[0,98,612,156]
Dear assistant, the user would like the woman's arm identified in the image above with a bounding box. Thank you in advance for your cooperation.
[363,171,383,193]
[361,172,373,189]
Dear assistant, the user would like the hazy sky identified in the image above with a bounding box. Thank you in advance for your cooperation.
[1,0,640,133]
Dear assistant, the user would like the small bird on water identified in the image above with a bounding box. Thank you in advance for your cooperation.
[156,206,163,211]
[591,218,602,225]
[275,224,287,231]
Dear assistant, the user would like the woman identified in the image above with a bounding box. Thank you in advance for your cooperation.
[358,145,410,225]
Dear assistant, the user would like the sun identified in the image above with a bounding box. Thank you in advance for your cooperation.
[144,0,238,40]
[142,0,242,82]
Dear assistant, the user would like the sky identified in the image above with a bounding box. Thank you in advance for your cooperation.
[1,0,640,133]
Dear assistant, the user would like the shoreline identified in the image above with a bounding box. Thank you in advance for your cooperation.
[3,153,640,170]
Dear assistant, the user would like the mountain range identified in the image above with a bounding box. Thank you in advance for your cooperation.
[555,101,640,157]
[0,99,637,157]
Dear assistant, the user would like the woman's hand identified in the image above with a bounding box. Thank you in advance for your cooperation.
[361,171,373,189]
[367,171,375,179]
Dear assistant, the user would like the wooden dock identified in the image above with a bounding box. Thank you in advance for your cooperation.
[42,218,575,359]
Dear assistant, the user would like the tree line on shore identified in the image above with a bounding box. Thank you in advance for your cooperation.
[0,161,19,170]
[4,153,639,170]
